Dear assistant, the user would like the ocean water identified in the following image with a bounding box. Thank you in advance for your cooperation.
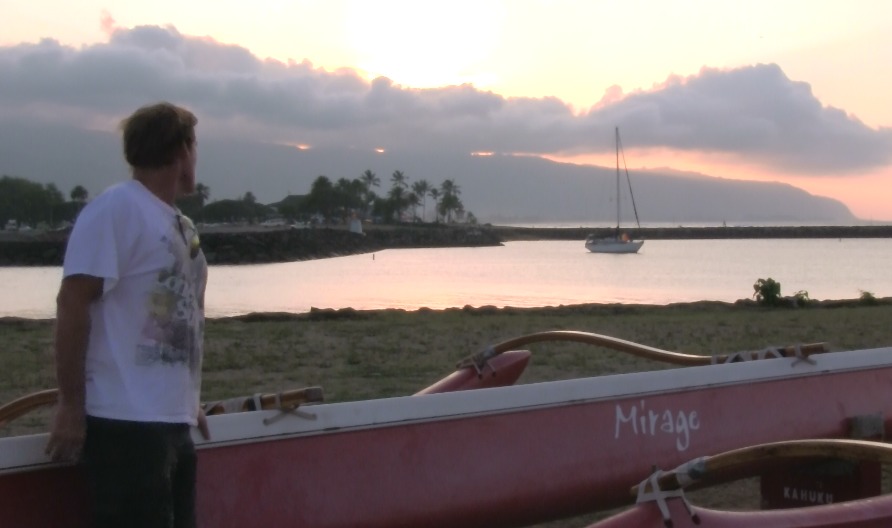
[1,238,889,319]
[3,236,885,528]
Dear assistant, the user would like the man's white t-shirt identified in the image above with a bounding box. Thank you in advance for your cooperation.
[63,179,207,425]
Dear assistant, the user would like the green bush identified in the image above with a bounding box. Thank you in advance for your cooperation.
[753,278,782,306]
[860,290,878,305]
[792,290,810,307]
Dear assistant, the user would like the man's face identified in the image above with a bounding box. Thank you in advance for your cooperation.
[177,142,198,197]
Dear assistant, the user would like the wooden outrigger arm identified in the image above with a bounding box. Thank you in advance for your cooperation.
[0,389,59,429]
[457,330,827,372]
[0,387,324,430]
[630,438,892,497]
[585,439,892,528]
[202,386,324,416]
[2,332,827,429]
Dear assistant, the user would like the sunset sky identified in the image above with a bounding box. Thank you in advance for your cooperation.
[1,0,890,220]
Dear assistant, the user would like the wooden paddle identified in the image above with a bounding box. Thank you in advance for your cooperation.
[458,330,827,370]
[0,386,324,429]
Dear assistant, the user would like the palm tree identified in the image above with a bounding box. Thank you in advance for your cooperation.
[361,169,380,192]
[307,175,336,222]
[334,178,364,222]
[195,183,210,207]
[440,179,460,198]
[407,192,421,222]
[360,170,380,219]
[428,188,441,223]
[388,171,409,222]
[194,183,210,221]
[388,186,406,223]
[70,185,89,202]
[391,170,408,190]
[438,193,462,223]
[439,180,463,223]
[66,184,90,220]
[411,180,430,222]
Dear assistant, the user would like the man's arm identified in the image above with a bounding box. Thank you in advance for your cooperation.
[44,275,103,463]
[195,280,210,439]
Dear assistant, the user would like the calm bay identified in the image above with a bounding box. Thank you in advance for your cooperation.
[1,238,890,319]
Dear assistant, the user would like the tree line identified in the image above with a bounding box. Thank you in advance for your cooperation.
[1,170,473,230]
[0,175,88,230]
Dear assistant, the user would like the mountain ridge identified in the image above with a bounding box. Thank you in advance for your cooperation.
[0,122,856,224]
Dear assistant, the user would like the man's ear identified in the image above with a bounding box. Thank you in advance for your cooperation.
[178,143,192,161]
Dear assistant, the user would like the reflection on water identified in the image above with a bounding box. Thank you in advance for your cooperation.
[1,266,63,319]
[2,239,890,319]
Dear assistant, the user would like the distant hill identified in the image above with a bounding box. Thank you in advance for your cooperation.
[0,121,856,224]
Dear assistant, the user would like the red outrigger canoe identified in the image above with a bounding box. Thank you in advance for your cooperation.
[591,492,892,528]
[1,332,891,527]
[589,439,892,528]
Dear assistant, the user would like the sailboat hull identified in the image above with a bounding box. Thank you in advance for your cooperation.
[2,347,892,527]
[585,237,644,253]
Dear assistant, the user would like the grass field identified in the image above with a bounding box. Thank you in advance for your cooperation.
[2,298,890,526]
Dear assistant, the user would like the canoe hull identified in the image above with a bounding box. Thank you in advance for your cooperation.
[415,350,531,395]
[588,496,892,528]
[3,347,892,527]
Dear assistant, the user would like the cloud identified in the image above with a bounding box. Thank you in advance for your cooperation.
[585,64,892,173]
[0,25,889,175]
[99,10,119,36]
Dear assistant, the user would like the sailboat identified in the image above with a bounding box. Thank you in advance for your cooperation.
[585,126,644,253]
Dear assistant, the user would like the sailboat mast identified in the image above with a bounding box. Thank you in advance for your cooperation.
[615,126,620,232]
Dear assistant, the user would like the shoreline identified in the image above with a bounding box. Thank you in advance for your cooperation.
[4,295,889,325]
[491,223,892,241]
[2,223,892,266]
[220,295,892,321]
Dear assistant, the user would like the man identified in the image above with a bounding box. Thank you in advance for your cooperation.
[45,102,210,528]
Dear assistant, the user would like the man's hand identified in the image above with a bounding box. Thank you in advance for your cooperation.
[45,403,86,463]
[47,274,100,463]
[196,406,211,440]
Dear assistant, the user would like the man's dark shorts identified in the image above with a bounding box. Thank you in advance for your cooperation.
[83,416,197,528]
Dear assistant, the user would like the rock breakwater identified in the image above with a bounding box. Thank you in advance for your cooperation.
[0,225,501,266]
[1,224,890,266]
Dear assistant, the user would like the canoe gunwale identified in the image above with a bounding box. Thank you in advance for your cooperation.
[3,346,891,476]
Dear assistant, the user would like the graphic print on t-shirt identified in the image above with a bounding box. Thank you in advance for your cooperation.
[137,230,201,372]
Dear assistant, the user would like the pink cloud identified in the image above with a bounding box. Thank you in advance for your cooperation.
[99,10,118,36]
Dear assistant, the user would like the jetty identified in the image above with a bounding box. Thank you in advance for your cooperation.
[1,224,890,266]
